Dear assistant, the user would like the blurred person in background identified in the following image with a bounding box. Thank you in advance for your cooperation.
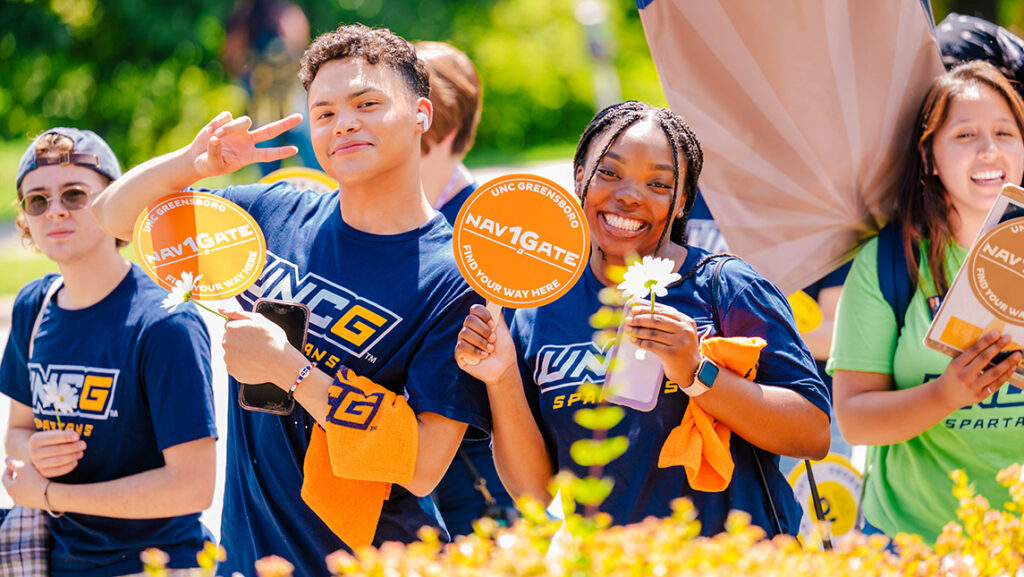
[935,11,1024,99]
[416,41,484,224]
[223,0,317,174]
[416,40,518,535]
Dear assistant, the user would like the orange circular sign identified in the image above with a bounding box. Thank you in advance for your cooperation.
[133,191,267,300]
[259,166,338,194]
[452,174,590,308]
[968,219,1024,325]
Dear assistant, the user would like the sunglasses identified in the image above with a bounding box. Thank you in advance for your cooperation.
[19,187,92,217]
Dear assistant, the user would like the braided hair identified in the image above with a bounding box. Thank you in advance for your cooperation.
[572,100,704,250]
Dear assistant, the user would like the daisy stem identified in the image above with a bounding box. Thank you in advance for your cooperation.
[55,409,62,429]
[650,293,656,315]
[192,300,229,320]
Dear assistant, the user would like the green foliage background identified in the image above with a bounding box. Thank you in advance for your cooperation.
[3,0,1021,173]
[0,0,664,172]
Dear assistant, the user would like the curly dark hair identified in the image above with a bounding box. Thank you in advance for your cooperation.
[299,23,429,99]
[573,100,704,250]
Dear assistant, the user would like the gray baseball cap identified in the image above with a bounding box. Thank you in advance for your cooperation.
[16,127,122,190]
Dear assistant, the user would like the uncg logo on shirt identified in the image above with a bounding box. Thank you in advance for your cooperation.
[931,372,1024,431]
[28,363,119,420]
[534,341,611,394]
[239,253,402,359]
[325,378,384,430]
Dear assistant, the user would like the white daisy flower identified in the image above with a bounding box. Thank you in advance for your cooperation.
[617,256,681,360]
[161,271,202,312]
[51,381,79,414]
[160,272,229,319]
[617,256,681,301]
[40,378,78,426]
[40,379,62,409]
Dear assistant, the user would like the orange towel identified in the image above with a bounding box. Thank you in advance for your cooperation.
[657,336,766,492]
[301,368,418,549]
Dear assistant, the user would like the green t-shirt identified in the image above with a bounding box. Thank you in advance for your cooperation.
[828,237,1022,544]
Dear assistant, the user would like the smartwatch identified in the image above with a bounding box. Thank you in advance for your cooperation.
[681,357,719,397]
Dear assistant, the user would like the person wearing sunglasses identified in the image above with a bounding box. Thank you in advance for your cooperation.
[1,128,218,577]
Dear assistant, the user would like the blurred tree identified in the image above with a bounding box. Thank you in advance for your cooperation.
[931,0,1023,31]
[935,0,998,20]
[0,0,665,166]
[0,0,245,167]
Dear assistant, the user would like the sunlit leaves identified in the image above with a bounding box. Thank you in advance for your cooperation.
[570,437,628,467]
[573,406,624,430]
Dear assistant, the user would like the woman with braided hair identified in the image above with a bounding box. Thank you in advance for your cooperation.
[455,101,830,535]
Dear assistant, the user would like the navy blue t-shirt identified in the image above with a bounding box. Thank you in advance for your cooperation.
[433,181,515,536]
[210,183,491,576]
[0,265,217,577]
[685,189,729,254]
[510,248,830,535]
[438,183,477,225]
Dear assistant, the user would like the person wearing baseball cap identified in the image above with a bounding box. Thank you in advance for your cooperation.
[1,128,218,577]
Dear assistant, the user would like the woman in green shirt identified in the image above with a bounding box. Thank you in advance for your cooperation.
[830,60,1024,544]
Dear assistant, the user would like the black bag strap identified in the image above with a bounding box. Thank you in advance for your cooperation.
[706,256,785,536]
[457,448,497,507]
[706,255,831,549]
[709,255,732,329]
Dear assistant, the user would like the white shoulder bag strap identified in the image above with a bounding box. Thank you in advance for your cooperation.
[28,276,63,360]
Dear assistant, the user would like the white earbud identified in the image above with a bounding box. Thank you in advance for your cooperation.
[416,112,430,131]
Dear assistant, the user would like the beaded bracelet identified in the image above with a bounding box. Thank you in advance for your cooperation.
[287,362,316,402]
[43,480,64,518]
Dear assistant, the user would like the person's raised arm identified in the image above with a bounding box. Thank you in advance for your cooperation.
[829,240,1021,445]
[628,301,830,460]
[92,112,302,241]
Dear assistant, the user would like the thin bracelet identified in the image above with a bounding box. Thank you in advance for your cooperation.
[43,480,64,518]
[287,362,316,402]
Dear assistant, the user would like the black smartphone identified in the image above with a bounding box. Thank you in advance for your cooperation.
[237,298,311,415]
[991,349,1022,366]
